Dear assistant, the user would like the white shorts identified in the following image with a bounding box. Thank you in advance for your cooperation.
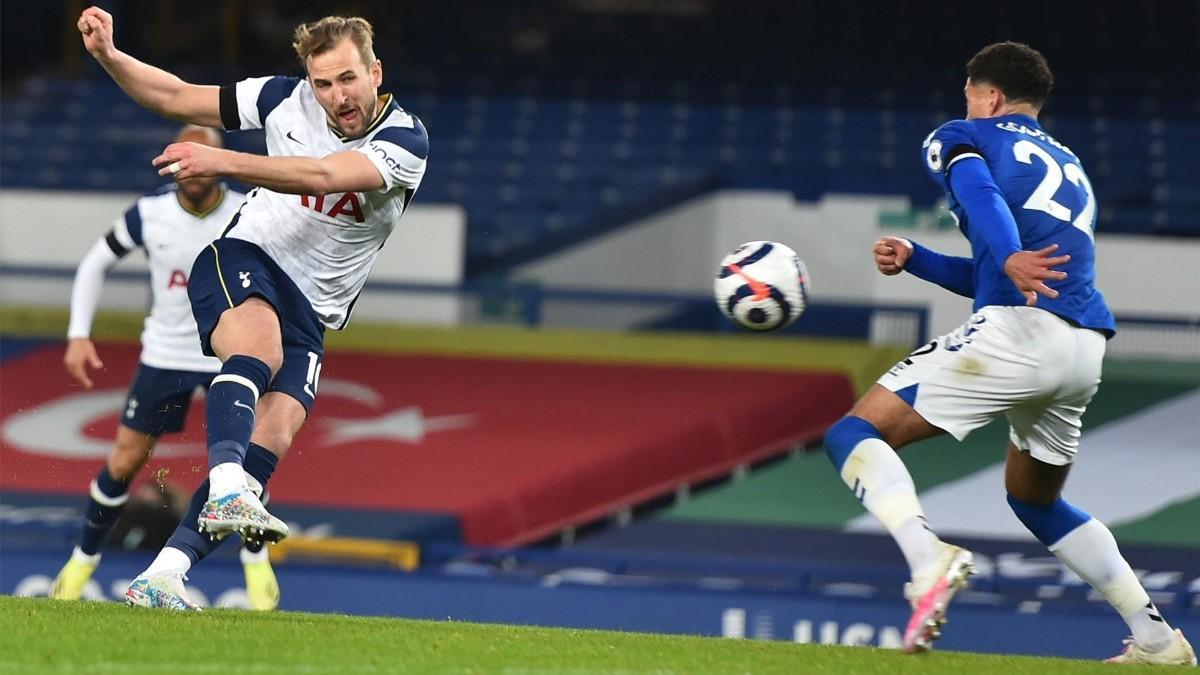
[877,306,1107,465]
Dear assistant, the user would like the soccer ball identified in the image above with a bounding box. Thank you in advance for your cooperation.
[714,241,810,331]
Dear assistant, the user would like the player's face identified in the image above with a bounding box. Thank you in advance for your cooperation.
[174,129,219,201]
[308,38,383,139]
[963,78,1001,120]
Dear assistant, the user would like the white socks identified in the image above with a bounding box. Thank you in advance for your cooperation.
[1050,518,1175,651]
[209,462,248,498]
[71,546,102,566]
[839,437,942,577]
[894,516,944,578]
[142,546,192,576]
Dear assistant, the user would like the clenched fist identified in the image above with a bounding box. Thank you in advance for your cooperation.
[77,6,117,60]
[874,236,913,276]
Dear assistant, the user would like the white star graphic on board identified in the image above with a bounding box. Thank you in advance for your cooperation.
[320,407,476,444]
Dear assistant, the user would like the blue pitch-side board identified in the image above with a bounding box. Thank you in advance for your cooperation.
[4,487,1199,660]
[4,548,1198,660]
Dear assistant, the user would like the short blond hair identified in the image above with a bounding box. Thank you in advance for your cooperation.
[292,16,376,70]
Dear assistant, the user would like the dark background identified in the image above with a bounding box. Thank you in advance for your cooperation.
[3,1,1197,272]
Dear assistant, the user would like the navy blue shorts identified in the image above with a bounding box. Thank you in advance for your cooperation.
[188,238,326,413]
[122,364,214,436]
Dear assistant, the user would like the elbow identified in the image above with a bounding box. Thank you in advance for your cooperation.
[157,89,193,122]
[309,177,333,195]
[307,165,338,196]
[307,177,333,197]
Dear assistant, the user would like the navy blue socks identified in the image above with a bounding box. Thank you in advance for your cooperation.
[78,467,131,556]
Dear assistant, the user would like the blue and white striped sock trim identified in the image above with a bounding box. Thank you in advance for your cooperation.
[211,374,260,402]
[89,480,130,507]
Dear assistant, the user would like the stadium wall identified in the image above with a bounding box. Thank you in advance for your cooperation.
[0,190,467,325]
[4,189,1196,339]
[515,191,1200,336]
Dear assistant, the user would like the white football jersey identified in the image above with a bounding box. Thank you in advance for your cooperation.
[115,186,245,372]
[220,76,428,328]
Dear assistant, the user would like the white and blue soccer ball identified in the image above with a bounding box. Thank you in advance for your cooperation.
[714,240,810,331]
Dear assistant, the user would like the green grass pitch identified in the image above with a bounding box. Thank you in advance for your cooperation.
[0,596,1147,674]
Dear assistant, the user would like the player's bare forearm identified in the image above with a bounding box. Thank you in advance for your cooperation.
[156,144,385,196]
[224,152,334,195]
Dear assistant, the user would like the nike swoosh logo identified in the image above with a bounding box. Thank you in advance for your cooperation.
[232,400,255,414]
[286,130,305,146]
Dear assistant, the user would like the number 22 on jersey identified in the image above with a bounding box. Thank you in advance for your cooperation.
[1012,139,1097,241]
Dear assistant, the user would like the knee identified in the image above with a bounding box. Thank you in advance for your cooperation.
[221,346,283,377]
[1005,478,1056,506]
[212,303,283,374]
[825,416,881,472]
[236,338,283,378]
[1004,464,1062,506]
[257,349,284,377]
[221,353,281,390]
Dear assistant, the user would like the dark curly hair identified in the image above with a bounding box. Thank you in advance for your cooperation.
[966,42,1054,108]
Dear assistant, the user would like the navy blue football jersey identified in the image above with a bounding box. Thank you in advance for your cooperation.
[922,113,1116,334]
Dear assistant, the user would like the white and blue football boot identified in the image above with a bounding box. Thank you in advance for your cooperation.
[125,571,201,611]
[197,488,288,546]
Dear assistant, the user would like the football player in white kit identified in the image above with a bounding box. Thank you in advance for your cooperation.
[78,7,427,609]
[50,126,280,611]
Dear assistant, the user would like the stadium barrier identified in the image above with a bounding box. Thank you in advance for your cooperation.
[270,536,421,570]
[1104,314,1200,360]
[0,262,928,347]
[3,546,1197,660]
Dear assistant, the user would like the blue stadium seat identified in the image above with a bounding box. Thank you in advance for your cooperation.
[1,71,1196,275]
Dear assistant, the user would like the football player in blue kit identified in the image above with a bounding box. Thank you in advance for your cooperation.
[824,42,1195,664]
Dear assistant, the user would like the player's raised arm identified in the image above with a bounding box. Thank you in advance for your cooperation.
[77,6,221,128]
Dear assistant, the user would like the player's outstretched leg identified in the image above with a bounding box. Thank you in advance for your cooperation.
[825,415,975,653]
[1008,494,1196,665]
[127,444,282,610]
[198,355,287,542]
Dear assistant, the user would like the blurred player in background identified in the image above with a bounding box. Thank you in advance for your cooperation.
[51,125,280,611]
[824,42,1195,664]
[77,6,427,609]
